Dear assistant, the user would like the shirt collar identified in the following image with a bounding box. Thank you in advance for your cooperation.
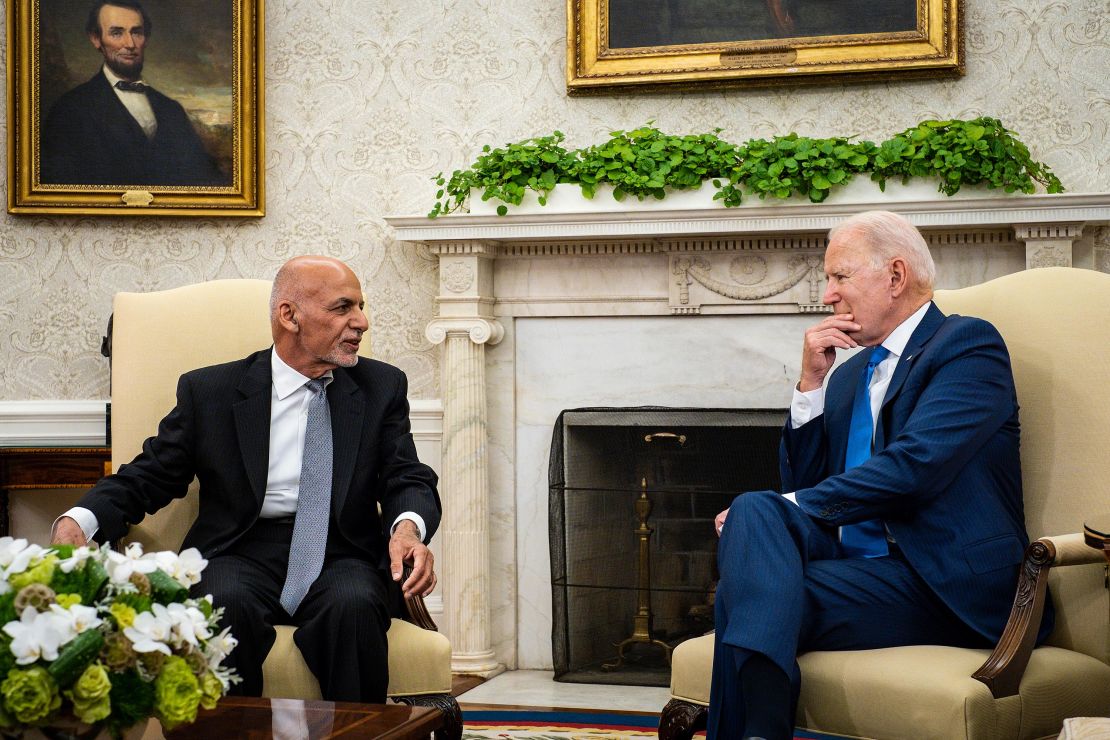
[271,348,332,401]
[102,64,147,90]
[879,301,932,359]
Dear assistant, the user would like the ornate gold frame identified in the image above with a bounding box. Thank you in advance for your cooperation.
[567,0,962,93]
[6,0,264,216]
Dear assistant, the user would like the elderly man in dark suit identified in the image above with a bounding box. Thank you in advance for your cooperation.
[708,211,1052,739]
[53,255,440,704]
[41,1,227,186]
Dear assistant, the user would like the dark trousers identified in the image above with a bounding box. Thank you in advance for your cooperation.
[192,519,393,702]
[708,491,985,739]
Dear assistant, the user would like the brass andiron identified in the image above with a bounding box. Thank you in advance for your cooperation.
[602,477,673,670]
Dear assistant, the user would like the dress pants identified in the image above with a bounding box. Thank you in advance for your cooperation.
[192,518,393,702]
[708,491,986,739]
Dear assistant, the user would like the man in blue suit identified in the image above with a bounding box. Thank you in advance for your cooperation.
[709,210,1051,739]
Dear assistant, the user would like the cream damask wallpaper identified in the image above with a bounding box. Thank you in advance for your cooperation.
[1,0,1108,401]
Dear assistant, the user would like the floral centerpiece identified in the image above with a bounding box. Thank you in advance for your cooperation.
[0,538,238,738]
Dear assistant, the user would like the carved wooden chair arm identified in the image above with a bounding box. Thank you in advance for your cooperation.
[971,533,1103,698]
[401,563,439,631]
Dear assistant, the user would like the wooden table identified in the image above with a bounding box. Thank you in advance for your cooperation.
[0,446,111,536]
[156,697,444,739]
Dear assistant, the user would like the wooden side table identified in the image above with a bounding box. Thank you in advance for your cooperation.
[0,447,111,537]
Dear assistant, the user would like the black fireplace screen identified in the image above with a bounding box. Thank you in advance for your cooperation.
[548,407,786,686]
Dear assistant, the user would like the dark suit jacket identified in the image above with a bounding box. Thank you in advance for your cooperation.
[41,71,228,186]
[780,303,1052,643]
[77,349,441,573]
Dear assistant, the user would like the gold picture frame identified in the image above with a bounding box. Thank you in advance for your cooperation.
[567,0,962,93]
[7,0,264,216]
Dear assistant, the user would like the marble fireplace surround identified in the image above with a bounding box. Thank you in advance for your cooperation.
[385,192,1110,675]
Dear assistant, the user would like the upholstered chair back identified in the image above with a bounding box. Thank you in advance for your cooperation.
[110,278,372,553]
[935,266,1110,664]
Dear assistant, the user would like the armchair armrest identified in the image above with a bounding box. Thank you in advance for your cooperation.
[400,564,439,631]
[971,534,1103,698]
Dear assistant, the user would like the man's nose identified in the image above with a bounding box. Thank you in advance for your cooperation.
[352,309,369,331]
[822,282,838,305]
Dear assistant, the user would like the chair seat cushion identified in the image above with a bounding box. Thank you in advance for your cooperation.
[262,618,453,699]
[670,636,1110,740]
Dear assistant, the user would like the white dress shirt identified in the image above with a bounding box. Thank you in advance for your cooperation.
[102,65,157,139]
[60,348,425,542]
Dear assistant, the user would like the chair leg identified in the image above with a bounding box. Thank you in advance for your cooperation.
[392,693,462,740]
[659,698,708,740]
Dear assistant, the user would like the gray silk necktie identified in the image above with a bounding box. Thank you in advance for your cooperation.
[280,378,333,615]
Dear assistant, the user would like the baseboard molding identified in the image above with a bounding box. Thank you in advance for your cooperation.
[0,400,109,446]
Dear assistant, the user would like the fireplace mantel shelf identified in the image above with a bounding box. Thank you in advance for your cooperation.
[386,192,1110,243]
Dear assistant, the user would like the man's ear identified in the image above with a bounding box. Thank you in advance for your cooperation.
[277,302,300,332]
[88,33,102,51]
[889,257,909,297]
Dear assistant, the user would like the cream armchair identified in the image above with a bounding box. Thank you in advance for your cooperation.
[661,267,1110,740]
[108,279,460,739]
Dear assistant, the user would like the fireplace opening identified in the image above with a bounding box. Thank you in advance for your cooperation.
[548,407,786,686]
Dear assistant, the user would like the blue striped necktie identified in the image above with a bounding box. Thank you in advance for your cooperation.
[841,345,890,558]
[280,378,333,615]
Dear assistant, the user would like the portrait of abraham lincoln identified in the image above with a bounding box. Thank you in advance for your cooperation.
[38,0,234,188]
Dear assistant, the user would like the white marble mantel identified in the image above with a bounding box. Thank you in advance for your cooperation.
[385,191,1110,673]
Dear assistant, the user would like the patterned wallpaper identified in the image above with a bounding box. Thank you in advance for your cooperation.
[1,0,1108,401]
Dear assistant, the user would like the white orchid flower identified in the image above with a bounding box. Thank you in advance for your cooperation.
[106,542,159,584]
[165,603,212,647]
[2,541,47,575]
[3,607,66,665]
[57,545,96,574]
[0,537,32,568]
[204,626,239,668]
[123,605,173,655]
[48,603,103,642]
[152,548,207,588]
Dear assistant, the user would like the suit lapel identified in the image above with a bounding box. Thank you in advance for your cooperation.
[875,302,946,449]
[89,73,151,148]
[328,368,365,516]
[233,350,273,507]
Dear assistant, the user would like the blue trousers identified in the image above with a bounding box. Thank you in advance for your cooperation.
[708,492,984,739]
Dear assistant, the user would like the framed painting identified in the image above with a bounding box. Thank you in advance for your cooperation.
[7,0,264,216]
[567,0,962,93]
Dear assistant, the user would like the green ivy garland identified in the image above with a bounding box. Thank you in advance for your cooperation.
[429,118,1063,218]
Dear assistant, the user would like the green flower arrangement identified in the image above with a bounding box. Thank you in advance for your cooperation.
[0,538,238,738]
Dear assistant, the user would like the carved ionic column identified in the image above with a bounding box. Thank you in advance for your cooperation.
[1015,223,1084,269]
[425,243,505,676]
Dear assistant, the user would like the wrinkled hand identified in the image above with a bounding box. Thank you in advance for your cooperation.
[799,313,861,392]
[389,520,436,599]
[52,516,88,546]
[715,509,728,538]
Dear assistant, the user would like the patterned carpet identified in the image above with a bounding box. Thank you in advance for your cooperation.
[461,708,849,739]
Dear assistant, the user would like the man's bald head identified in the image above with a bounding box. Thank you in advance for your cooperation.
[270,256,368,378]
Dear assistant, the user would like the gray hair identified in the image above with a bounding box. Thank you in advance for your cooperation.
[829,210,936,291]
[269,262,301,317]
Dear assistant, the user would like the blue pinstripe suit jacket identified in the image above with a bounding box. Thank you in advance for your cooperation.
[781,302,1051,642]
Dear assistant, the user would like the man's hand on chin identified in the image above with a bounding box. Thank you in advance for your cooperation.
[51,516,88,546]
[389,520,437,599]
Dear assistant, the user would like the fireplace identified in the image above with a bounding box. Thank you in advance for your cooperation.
[548,407,786,685]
